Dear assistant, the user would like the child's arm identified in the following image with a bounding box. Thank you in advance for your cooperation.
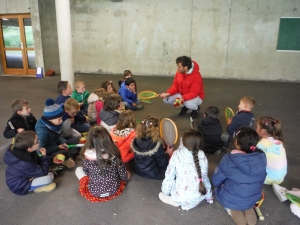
[3,120,19,139]
[117,162,129,181]
[21,153,51,178]
[83,91,90,104]
[161,154,176,196]
[154,143,170,169]
[118,88,134,105]
[226,115,239,136]
[36,127,64,155]
[211,155,228,187]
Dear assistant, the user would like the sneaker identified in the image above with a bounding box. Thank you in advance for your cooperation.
[272,183,288,202]
[244,208,257,225]
[190,110,199,119]
[178,106,188,116]
[62,158,75,168]
[50,166,65,177]
[230,210,247,225]
[214,149,222,155]
[34,182,56,193]
[136,104,144,110]
[158,192,180,207]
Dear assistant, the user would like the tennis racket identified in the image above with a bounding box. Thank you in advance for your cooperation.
[67,144,84,148]
[190,116,194,128]
[160,118,178,147]
[225,107,235,125]
[286,193,300,207]
[138,90,160,99]
[254,191,265,221]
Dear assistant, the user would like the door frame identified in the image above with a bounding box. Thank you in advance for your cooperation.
[0,14,36,75]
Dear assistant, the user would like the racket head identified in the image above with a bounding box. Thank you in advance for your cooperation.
[138,90,159,99]
[160,118,178,146]
[225,107,235,123]
[286,193,300,207]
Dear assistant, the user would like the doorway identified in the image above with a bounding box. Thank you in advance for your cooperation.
[0,14,36,75]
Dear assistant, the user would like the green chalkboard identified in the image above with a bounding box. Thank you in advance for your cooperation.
[276,18,300,51]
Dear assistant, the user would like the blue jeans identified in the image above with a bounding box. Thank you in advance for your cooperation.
[123,99,140,111]
[71,121,90,133]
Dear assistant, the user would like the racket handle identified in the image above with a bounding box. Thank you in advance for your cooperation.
[67,144,84,148]
[254,207,265,221]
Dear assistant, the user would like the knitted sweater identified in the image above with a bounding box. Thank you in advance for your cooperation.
[257,137,287,184]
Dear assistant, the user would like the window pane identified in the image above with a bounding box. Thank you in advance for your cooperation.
[27,50,36,68]
[5,50,23,68]
[2,18,21,48]
[24,18,34,47]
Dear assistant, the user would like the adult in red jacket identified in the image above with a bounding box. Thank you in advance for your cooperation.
[160,56,204,118]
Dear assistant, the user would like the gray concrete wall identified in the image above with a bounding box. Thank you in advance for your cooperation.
[0,0,30,14]
[69,0,300,81]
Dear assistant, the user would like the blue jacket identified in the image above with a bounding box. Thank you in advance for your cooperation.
[4,145,50,195]
[35,119,67,155]
[118,85,137,105]
[212,151,267,210]
[226,111,255,139]
[55,95,70,105]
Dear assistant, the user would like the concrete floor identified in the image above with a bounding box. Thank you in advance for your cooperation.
[0,74,299,225]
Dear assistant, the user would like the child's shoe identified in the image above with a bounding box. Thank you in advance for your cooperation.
[34,182,56,193]
[136,104,144,110]
[62,158,75,168]
[50,166,65,177]
[290,203,300,218]
[214,149,222,155]
[230,210,247,225]
[244,208,257,225]
[272,183,288,202]
[158,192,180,207]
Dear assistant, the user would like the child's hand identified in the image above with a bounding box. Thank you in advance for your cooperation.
[39,148,47,156]
[70,118,75,123]
[166,145,173,156]
[17,128,25,133]
[127,171,131,179]
[227,117,232,125]
[132,102,137,107]
[59,143,68,150]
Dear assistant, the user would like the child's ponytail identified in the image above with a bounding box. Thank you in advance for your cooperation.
[257,117,284,143]
[273,119,284,142]
[136,115,159,142]
[183,129,206,195]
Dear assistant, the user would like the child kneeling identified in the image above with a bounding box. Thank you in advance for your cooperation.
[75,126,130,202]
[4,131,59,195]
[159,129,213,210]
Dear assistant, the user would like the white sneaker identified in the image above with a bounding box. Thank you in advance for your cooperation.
[272,183,288,202]
[158,192,180,207]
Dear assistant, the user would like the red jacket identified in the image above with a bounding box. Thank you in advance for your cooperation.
[166,61,204,101]
[110,128,136,163]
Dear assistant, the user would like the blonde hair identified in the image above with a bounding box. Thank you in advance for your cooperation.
[64,98,79,111]
[136,115,159,143]
[116,110,136,130]
[75,81,85,88]
[241,96,255,110]
[11,99,28,113]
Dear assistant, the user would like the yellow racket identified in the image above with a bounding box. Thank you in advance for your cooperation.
[138,90,160,99]
[254,191,265,221]
[225,107,235,125]
[160,118,178,147]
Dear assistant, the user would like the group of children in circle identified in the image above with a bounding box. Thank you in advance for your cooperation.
[3,70,293,225]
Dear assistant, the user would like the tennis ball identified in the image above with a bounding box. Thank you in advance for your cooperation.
[79,137,86,144]
[56,154,65,162]
[173,98,184,108]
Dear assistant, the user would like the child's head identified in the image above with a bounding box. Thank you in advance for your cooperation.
[101,81,117,93]
[87,93,99,104]
[43,98,64,125]
[123,70,132,79]
[82,126,121,173]
[57,81,72,96]
[103,94,122,111]
[64,98,79,117]
[115,110,136,130]
[94,88,108,101]
[75,81,86,94]
[11,99,31,117]
[256,117,284,142]
[182,129,206,195]
[136,115,159,142]
[125,77,136,92]
[238,96,255,111]
[234,127,261,153]
[204,106,219,118]
[14,130,39,152]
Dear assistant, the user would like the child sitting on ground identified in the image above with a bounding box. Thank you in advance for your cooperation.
[110,110,136,163]
[159,129,213,210]
[55,81,72,105]
[3,131,63,195]
[221,96,255,146]
[3,100,37,139]
[62,98,90,135]
[35,98,75,168]
[198,106,223,155]
[75,126,129,202]
[256,116,287,185]
[101,80,117,93]
[131,115,172,179]
[87,88,107,126]
[118,70,132,87]
[100,94,121,132]
[71,80,90,113]
[212,127,266,225]
[118,77,143,110]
